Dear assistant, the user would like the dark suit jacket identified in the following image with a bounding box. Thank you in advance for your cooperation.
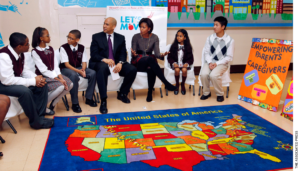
[89,32,127,70]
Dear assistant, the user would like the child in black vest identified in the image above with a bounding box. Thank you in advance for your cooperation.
[167,29,194,95]
[32,27,73,113]
[0,32,53,129]
[60,30,97,113]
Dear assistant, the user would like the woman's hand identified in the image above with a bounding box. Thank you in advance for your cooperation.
[131,48,138,57]
[160,51,170,57]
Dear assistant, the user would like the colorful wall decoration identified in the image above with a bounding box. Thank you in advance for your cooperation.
[281,78,293,121]
[58,0,149,7]
[238,38,293,111]
[0,0,28,15]
[0,33,4,48]
[152,0,293,27]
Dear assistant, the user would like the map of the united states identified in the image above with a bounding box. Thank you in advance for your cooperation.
[65,114,281,171]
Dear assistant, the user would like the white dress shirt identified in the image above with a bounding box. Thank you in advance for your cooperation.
[32,45,61,79]
[0,45,36,87]
[60,44,88,64]
[204,33,235,66]
[178,44,184,67]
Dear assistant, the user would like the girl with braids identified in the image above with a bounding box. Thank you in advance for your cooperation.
[167,29,194,95]
[31,27,73,114]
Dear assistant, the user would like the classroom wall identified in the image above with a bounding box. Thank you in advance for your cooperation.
[0,0,293,67]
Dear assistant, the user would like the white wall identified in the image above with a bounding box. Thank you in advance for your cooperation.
[0,0,293,67]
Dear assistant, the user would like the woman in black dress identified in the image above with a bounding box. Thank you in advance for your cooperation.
[131,18,176,102]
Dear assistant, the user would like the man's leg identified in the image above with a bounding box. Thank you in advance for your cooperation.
[61,68,80,104]
[118,63,137,96]
[94,62,110,100]
[84,68,97,100]
[200,62,212,96]
[0,83,52,129]
[210,64,228,97]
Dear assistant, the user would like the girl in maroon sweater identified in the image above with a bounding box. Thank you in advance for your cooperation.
[167,29,194,95]
[31,27,73,113]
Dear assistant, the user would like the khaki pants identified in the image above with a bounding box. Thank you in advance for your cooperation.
[200,62,228,96]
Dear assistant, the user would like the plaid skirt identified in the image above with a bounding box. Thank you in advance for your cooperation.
[45,75,72,92]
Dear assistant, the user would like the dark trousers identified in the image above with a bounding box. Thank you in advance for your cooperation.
[0,82,48,128]
[91,62,137,99]
[136,57,167,91]
[61,67,96,104]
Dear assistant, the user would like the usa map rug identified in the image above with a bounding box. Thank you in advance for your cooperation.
[39,104,292,171]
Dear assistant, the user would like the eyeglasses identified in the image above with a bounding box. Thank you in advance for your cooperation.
[66,36,75,41]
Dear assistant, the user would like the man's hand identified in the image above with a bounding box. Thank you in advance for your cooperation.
[113,63,122,73]
[209,63,217,70]
[103,59,115,67]
[173,63,179,68]
[131,48,138,57]
[35,75,46,87]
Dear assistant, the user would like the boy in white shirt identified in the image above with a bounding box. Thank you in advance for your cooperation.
[0,33,53,129]
[200,16,234,102]
[60,30,97,113]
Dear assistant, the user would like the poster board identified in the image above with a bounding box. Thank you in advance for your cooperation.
[281,78,293,121]
[106,6,168,49]
[238,38,293,111]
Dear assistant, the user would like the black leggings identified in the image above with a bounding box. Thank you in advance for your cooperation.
[136,57,169,91]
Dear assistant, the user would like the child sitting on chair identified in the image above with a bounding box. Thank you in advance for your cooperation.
[59,30,97,113]
[31,27,73,114]
[167,29,194,95]
[200,16,234,102]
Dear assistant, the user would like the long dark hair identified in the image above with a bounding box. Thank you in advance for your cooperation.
[32,27,46,48]
[169,29,193,58]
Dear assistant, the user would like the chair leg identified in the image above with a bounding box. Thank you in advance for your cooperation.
[0,136,5,143]
[198,86,201,96]
[97,93,100,103]
[160,88,163,98]
[226,86,229,98]
[62,95,69,111]
[6,120,17,134]
[133,90,136,100]
[193,85,195,96]
[189,85,191,89]
[93,93,97,102]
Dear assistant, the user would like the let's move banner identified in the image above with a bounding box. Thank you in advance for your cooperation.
[238,38,293,111]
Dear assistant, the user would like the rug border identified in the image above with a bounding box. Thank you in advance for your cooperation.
[267,167,293,171]
[38,127,52,171]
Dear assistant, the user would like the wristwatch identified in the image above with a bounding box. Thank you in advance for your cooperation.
[119,61,124,64]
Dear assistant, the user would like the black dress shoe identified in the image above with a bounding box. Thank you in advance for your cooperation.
[100,101,108,114]
[41,118,54,129]
[86,98,97,107]
[165,83,177,91]
[117,92,130,103]
[200,93,211,100]
[174,90,179,95]
[72,104,82,113]
[181,90,186,95]
[44,109,55,116]
[217,96,224,102]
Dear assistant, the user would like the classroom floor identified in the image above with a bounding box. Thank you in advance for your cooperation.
[0,72,293,171]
